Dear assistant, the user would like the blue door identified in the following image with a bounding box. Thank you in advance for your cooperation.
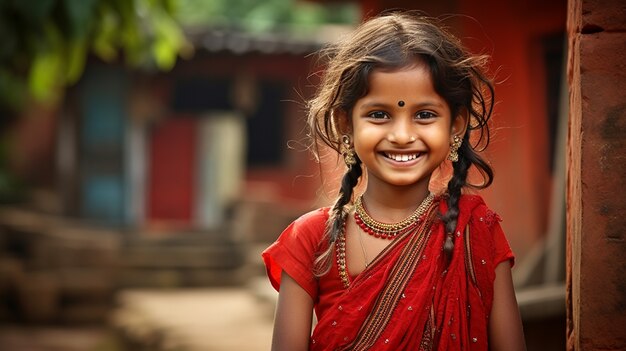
[78,64,127,225]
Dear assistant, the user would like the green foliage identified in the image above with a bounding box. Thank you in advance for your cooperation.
[0,0,189,109]
[0,0,358,110]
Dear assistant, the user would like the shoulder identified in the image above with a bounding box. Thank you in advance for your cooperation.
[293,207,331,227]
[263,207,331,273]
[459,195,515,270]
[459,194,502,227]
[435,193,503,236]
[280,207,330,243]
[288,207,331,236]
[458,194,512,263]
[458,193,486,211]
[437,193,488,218]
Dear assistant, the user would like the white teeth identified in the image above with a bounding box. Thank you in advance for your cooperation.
[385,153,419,162]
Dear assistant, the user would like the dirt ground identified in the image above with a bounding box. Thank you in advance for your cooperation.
[0,282,276,351]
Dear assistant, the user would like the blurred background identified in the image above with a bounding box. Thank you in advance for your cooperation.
[0,0,567,350]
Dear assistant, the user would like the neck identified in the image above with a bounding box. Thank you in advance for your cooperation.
[361,179,431,223]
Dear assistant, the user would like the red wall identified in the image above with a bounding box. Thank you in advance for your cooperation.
[458,0,566,255]
[340,0,567,256]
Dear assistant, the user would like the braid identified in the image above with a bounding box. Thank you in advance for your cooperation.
[330,158,363,240]
[441,135,493,263]
[314,157,362,276]
[441,143,470,261]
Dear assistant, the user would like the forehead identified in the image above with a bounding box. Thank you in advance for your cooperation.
[366,62,435,96]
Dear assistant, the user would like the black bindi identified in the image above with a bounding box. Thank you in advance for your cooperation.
[398,100,405,107]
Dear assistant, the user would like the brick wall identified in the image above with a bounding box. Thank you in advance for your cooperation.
[566,0,626,350]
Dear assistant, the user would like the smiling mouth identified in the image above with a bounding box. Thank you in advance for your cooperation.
[383,152,421,162]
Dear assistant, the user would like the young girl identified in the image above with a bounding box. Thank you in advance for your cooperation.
[262,12,526,351]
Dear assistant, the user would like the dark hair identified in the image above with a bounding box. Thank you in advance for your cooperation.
[308,11,495,273]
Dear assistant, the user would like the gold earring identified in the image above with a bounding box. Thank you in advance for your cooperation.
[341,134,357,167]
[448,135,462,162]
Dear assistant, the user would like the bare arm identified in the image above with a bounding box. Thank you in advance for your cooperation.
[489,261,527,351]
[271,270,314,351]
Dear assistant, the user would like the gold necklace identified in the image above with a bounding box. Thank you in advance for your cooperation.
[336,194,437,288]
[355,193,434,239]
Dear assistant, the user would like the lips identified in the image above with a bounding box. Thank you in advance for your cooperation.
[383,152,422,162]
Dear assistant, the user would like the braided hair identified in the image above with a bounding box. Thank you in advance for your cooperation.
[308,11,495,274]
[313,158,363,274]
[441,131,494,261]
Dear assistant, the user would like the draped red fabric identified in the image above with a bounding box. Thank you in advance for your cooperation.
[262,195,514,351]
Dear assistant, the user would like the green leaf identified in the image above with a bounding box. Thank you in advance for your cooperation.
[28,49,62,101]
[66,38,87,83]
[115,0,145,66]
[152,38,176,70]
[1,0,192,109]
[92,7,119,61]
[28,22,64,102]
[150,7,185,69]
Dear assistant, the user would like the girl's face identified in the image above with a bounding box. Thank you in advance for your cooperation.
[349,62,466,192]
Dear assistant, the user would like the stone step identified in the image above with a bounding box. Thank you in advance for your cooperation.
[118,230,250,287]
[119,267,249,288]
[122,244,245,270]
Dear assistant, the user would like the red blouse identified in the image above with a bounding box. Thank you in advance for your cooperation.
[262,195,514,323]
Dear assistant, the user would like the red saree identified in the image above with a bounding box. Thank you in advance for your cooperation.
[262,194,513,351]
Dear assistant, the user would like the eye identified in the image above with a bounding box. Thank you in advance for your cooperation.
[415,111,437,119]
[367,111,389,119]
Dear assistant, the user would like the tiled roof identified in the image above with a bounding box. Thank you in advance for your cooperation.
[185,25,351,55]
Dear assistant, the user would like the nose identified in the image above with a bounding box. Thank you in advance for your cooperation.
[387,118,416,144]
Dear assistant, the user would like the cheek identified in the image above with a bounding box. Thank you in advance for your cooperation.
[353,138,373,157]
[423,127,452,147]
[353,124,382,145]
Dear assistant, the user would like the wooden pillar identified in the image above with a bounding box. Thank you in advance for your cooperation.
[566,0,626,350]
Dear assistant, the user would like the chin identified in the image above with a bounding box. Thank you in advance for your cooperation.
[387,177,426,187]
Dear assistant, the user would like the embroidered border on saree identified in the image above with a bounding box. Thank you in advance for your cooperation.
[464,224,477,286]
[338,203,439,351]
[419,304,437,351]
